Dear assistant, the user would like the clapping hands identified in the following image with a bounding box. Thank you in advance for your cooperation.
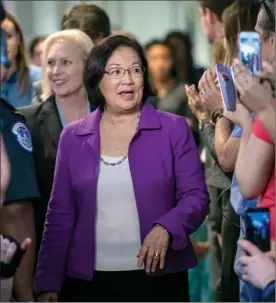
[198,69,224,114]
[185,84,209,120]
[232,59,275,115]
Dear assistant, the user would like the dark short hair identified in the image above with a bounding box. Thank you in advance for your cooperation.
[84,35,154,110]
[144,38,174,54]
[61,3,110,44]
[144,38,178,79]
[259,0,275,39]
[198,0,236,20]
[165,31,199,84]
[29,36,46,57]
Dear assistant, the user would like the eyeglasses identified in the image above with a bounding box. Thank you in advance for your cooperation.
[104,66,145,79]
[258,0,275,24]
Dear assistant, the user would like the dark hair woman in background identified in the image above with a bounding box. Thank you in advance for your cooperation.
[145,39,200,145]
[0,11,42,107]
[165,31,205,86]
[34,35,209,302]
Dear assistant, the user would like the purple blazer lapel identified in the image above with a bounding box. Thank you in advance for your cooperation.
[75,108,101,161]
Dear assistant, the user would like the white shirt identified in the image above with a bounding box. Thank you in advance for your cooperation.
[95,155,143,271]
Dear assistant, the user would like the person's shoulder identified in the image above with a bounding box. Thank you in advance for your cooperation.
[0,98,26,123]
[61,108,99,141]
[156,108,188,129]
[19,102,42,120]
[155,107,190,139]
[154,107,194,148]
[60,116,86,141]
[0,97,15,113]
[29,65,42,82]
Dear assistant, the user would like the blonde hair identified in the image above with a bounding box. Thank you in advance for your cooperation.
[5,11,29,95]
[222,1,259,65]
[212,37,226,65]
[41,29,93,99]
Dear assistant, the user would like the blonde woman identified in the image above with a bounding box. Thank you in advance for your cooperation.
[1,11,42,107]
[19,29,94,260]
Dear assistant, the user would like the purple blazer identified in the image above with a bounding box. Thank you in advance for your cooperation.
[34,104,209,293]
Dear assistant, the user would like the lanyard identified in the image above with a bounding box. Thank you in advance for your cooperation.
[57,103,91,128]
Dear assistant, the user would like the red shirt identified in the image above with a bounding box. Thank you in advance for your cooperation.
[252,118,275,240]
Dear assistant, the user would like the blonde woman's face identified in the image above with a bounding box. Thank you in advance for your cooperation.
[46,41,85,98]
[1,19,20,62]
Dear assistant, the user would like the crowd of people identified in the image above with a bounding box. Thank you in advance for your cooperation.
[0,0,275,302]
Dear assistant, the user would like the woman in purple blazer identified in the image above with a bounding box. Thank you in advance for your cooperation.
[35,35,209,302]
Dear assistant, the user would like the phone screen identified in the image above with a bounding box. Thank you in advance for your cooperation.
[245,208,270,252]
[239,32,261,75]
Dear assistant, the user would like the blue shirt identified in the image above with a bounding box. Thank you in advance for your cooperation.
[230,124,257,216]
[231,123,260,303]
[1,65,42,108]
[263,281,275,302]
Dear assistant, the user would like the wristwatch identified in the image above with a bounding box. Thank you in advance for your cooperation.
[198,119,211,131]
[211,109,224,124]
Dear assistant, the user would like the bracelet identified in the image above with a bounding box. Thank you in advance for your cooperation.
[211,108,224,124]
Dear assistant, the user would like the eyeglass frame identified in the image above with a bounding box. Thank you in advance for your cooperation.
[104,66,145,79]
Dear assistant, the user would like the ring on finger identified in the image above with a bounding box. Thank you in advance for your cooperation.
[153,252,160,259]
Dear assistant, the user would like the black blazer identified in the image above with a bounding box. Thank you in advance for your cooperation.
[20,96,94,254]
[19,96,64,254]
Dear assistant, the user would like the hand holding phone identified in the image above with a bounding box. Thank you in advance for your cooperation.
[239,31,261,75]
[215,64,237,111]
[244,208,270,252]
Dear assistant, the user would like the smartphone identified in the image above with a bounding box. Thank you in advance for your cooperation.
[0,28,11,68]
[215,64,237,111]
[244,208,270,252]
[239,31,261,75]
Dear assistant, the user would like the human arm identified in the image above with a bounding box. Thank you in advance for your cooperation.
[191,239,209,258]
[232,59,276,140]
[201,123,218,161]
[0,122,40,301]
[235,118,274,199]
[0,203,35,301]
[34,127,76,295]
[256,106,276,141]
[154,117,209,250]
[214,117,240,172]
[185,84,217,157]
[198,70,240,172]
